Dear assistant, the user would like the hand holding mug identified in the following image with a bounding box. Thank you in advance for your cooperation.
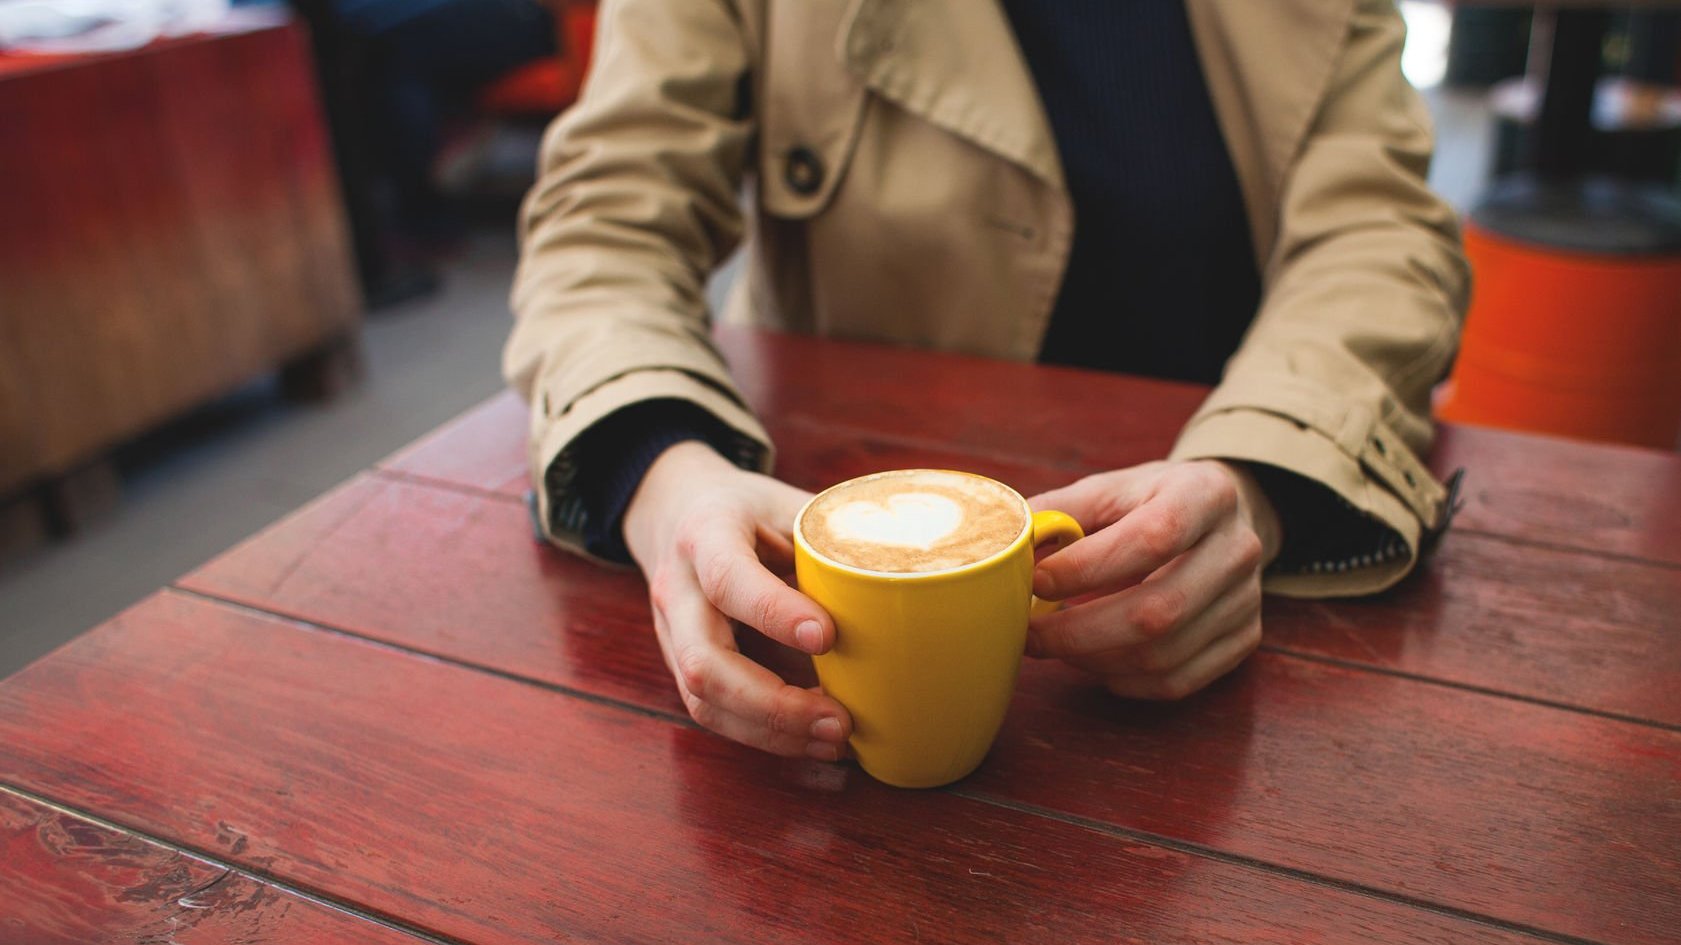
[622,442,853,761]
[1026,460,1281,700]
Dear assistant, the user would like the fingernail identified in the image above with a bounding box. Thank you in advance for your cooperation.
[795,619,823,652]
[805,741,842,762]
[811,716,844,741]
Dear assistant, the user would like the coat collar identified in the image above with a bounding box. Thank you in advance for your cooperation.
[840,0,1354,266]
[839,0,1065,189]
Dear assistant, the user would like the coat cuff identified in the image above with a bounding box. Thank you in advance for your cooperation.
[529,367,773,564]
[1169,406,1435,598]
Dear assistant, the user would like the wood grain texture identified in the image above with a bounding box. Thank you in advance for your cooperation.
[0,17,360,494]
[364,409,1681,728]
[374,398,1074,502]
[1432,423,1681,566]
[0,789,420,945]
[1264,532,1681,726]
[378,391,530,497]
[717,328,1193,471]
[177,477,1681,944]
[384,326,1681,567]
[0,593,1551,945]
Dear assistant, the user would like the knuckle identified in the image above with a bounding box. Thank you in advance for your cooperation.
[646,568,676,612]
[1234,529,1265,572]
[764,687,801,736]
[1240,616,1264,651]
[680,689,704,718]
[1136,511,1183,562]
[674,645,711,701]
[1131,587,1185,639]
[746,590,782,635]
[1087,475,1128,522]
[692,547,732,603]
[1032,621,1072,658]
[1061,551,1103,594]
[673,515,705,559]
[1203,464,1239,509]
[687,696,722,732]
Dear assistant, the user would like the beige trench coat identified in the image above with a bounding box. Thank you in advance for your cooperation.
[505,0,1470,597]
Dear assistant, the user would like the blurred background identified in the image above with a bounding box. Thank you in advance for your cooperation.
[1,0,1678,676]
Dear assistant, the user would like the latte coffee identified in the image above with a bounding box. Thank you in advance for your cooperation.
[799,470,1028,574]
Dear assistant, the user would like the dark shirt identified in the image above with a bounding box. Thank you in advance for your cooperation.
[1004,0,1261,384]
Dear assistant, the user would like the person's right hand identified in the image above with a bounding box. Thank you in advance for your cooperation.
[622,441,853,761]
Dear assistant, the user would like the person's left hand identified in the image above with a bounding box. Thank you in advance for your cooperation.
[1026,460,1281,700]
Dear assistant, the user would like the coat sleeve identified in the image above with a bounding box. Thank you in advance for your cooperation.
[1169,0,1471,598]
[503,0,773,560]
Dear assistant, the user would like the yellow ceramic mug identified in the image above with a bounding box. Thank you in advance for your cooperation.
[793,470,1084,788]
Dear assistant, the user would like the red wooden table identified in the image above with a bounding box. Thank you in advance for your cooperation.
[2,327,1678,944]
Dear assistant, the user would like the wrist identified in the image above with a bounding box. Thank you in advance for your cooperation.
[622,440,733,566]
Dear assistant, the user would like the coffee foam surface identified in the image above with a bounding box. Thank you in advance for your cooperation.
[801,470,1025,573]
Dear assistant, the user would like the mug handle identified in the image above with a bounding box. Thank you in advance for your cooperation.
[1028,510,1085,618]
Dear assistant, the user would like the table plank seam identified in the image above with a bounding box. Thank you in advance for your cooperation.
[166,585,690,728]
[159,586,1640,944]
[1258,644,1681,734]
[0,782,464,945]
[372,467,525,505]
[948,789,1611,945]
[1449,527,1681,573]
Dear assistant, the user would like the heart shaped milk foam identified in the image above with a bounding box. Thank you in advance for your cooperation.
[826,492,965,550]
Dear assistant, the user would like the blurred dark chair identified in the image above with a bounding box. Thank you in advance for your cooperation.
[288,0,566,308]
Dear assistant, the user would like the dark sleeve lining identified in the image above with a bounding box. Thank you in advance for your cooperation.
[1241,462,1412,579]
[567,399,745,564]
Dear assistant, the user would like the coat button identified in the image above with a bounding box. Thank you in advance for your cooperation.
[785,146,824,196]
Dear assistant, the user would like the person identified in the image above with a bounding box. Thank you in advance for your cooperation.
[504,0,1469,762]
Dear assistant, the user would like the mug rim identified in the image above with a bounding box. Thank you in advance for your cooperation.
[793,469,1034,582]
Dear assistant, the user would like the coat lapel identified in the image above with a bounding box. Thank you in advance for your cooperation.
[1183,0,1354,265]
[838,0,1353,268]
[840,0,1064,189]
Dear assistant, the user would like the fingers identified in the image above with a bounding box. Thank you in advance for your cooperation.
[651,566,852,759]
[1063,577,1259,679]
[1102,609,1262,701]
[686,524,834,655]
[1033,463,1238,600]
[1029,515,1260,659]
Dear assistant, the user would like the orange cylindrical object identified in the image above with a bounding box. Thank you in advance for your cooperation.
[1436,221,1681,449]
